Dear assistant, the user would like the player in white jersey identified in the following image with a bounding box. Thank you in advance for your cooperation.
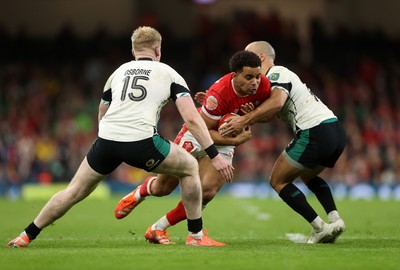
[7,26,233,248]
[220,41,347,244]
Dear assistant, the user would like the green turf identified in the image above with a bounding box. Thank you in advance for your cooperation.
[2,195,400,270]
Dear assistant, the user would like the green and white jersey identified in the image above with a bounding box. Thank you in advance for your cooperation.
[99,59,190,142]
[266,65,336,133]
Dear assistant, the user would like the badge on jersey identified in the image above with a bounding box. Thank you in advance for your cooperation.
[268,73,280,81]
[205,96,218,111]
[146,159,155,167]
[182,141,194,152]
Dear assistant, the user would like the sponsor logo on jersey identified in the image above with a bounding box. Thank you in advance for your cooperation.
[205,96,218,111]
[268,73,280,81]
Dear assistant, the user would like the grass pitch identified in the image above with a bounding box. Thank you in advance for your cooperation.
[2,194,400,270]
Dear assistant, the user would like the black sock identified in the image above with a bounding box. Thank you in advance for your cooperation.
[24,222,42,240]
[279,183,318,223]
[187,218,203,234]
[307,176,337,214]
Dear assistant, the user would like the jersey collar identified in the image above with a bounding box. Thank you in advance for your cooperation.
[136,57,154,61]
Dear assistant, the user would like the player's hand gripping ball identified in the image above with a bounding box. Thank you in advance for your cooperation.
[218,113,241,137]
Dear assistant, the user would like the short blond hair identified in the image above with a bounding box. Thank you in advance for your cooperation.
[131,26,162,51]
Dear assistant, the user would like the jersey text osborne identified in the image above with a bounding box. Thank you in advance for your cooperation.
[124,69,152,76]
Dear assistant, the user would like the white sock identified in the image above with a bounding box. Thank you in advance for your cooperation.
[310,216,324,231]
[188,229,203,239]
[134,188,141,201]
[151,215,171,231]
[327,210,340,223]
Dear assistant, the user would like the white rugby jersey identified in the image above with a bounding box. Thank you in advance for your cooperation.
[99,59,190,142]
[266,65,336,132]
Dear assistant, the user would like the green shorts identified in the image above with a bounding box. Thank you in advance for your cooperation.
[284,119,346,169]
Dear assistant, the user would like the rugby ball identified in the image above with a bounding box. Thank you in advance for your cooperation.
[218,113,239,136]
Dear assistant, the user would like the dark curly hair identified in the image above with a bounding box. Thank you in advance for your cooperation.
[229,50,261,73]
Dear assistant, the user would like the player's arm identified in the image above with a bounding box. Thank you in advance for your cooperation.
[244,88,287,124]
[209,128,252,146]
[200,110,252,146]
[98,74,114,122]
[219,89,287,137]
[98,88,111,122]
[98,102,109,122]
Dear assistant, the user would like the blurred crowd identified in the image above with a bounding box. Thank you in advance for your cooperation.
[1,10,400,198]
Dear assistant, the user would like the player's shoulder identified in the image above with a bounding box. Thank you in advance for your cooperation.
[208,73,232,93]
[203,75,232,114]
[270,65,290,72]
[267,65,293,82]
[267,65,289,75]
[210,73,232,86]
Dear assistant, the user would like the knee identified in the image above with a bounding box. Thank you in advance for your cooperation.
[189,163,199,179]
[269,176,283,193]
[202,185,218,204]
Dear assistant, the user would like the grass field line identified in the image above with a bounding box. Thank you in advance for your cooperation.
[240,200,272,221]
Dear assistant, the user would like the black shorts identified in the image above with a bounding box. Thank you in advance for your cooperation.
[285,119,346,169]
[86,135,171,175]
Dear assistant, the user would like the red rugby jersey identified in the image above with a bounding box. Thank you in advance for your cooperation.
[201,73,271,120]
[174,73,271,145]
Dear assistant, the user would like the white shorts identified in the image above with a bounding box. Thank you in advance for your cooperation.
[174,129,234,164]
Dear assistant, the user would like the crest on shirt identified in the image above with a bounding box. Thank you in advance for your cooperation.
[205,96,218,111]
[268,73,280,81]
[182,141,194,152]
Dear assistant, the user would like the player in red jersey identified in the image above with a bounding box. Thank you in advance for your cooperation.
[114,50,271,245]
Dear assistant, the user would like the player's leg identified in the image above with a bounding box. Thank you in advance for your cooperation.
[269,154,334,244]
[114,174,179,219]
[34,157,105,228]
[187,156,227,246]
[300,121,346,242]
[115,126,196,219]
[8,158,106,247]
[141,129,200,243]
[151,142,207,241]
[144,200,185,244]
[301,171,342,223]
[301,121,345,220]
[8,137,122,248]
[146,156,227,245]
[155,143,223,246]
[302,171,345,243]
[198,156,226,205]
